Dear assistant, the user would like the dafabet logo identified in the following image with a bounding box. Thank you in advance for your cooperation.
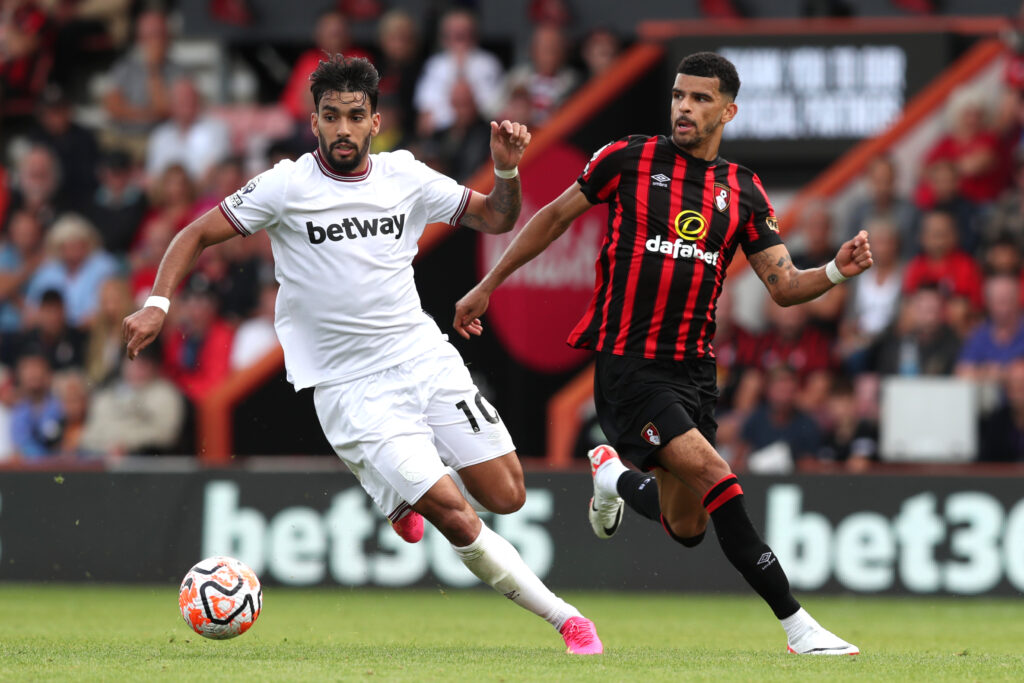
[645,209,720,265]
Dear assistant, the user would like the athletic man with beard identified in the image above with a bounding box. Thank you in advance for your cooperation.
[455,51,868,655]
[122,55,603,655]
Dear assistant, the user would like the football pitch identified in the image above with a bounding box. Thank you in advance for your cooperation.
[1,585,1021,681]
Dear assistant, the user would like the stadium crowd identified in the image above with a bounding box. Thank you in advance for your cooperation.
[1,1,1023,468]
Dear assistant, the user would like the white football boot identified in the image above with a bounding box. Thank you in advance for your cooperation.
[784,608,860,655]
[587,445,625,539]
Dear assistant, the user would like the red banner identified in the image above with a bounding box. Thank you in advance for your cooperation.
[478,143,607,373]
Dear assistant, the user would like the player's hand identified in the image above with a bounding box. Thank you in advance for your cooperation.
[490,120,531,173]
[453,285,491,339]
[835,229,873,278]
[122,306,166,360]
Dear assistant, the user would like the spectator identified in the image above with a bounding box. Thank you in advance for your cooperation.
[162,275,234,402]
[0,209,45,333]
[838,218,904,373]
[982,157,1024,253]
[191,236,265,322]
[81,344,185,456]
[279,10,370,122]
[413,8,504,136]
[10,351,63,459]
[427,79,492,182]
[791,202,845,336]
[903,209,983,310]
[956,275,1024,383]
[52,369,88,456]
[101,8,181,156]
[738,364,823,473]
[815,377,878,473]
[25,213,119,328]
[844,156,918,258]
[83,150,147,255]
[230,281,279,370]
[145,77,231,184]
[85,277,134,387]
[190,156,245,218]
[494,23,578,127]
[978,357,1024,462]
[376,9,422,142]
[0,0,55,129]
[2,288,86,371]
[869,285,961,376]
[579,28,620,81]
[7,144,64,227]
[921,159,981,254]
[26,84,100,211]
[134,164,197,250]
[737,302,835,420]
[917,91,1008,206]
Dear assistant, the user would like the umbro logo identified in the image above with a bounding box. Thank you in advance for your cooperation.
[651,173,671,188]
[757,551,777,570]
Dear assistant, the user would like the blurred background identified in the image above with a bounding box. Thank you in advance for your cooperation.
[2,0,1024,597]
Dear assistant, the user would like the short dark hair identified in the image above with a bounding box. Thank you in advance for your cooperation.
[677,52,740,99]
[309,54,380,113]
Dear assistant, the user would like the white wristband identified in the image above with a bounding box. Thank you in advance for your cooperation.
[494,166,519,179]
[144,295,170,314]
[825,259,849,285]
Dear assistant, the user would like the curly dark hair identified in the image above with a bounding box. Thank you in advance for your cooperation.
[309,53,380,113]
[676,52,740,99]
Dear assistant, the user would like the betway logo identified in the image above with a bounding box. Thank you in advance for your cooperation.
[645,234,719,265]
[307,214,405,244]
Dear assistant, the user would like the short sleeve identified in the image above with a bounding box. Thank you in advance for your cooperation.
[577,138,630,204]
[740,173,784,257]
[219,160,293,236]
[412,158,471,227]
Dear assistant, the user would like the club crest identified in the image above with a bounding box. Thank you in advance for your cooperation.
[641,422,661,446]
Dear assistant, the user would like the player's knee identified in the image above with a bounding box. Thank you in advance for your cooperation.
[480,480,526,515]
[428,504,481,547]
[660,513,708,548]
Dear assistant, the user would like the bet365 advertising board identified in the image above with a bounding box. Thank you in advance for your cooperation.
[2,471,1024,596]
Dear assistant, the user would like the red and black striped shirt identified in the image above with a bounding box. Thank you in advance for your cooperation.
[567,134,783,361]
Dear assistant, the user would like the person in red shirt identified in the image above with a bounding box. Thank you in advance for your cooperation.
[161,275,233,402]
[903,209,983,310]
[917,95,1009,205]
[279,10,370,122]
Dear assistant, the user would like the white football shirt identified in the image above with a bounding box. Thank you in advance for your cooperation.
[219,148,471,389]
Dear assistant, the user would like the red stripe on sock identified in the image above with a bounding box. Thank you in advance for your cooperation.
[704,483,743,514]
[701,474,738,506]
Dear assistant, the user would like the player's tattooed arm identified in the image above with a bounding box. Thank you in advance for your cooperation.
[751,231,873,306]
[459,174,522,234]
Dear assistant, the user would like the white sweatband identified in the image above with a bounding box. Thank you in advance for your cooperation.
[494,166,519,179]
[825,259,849,285]
[144,295,170,313]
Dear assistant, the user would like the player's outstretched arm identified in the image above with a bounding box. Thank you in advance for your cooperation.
[460,120,531,235]
[122,208,239,359]
[454,183,592,338]
[749,229,873,307]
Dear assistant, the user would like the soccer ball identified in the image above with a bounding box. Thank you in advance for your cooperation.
[178,556,262,639]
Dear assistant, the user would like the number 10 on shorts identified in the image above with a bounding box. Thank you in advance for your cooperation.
[455,391,501,433]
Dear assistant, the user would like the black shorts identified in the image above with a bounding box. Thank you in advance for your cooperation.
[593,352,719,470]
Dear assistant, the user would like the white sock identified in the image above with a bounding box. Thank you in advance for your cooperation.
[780,607,817,642]
[594,457,628,498]
[446,467,487,513]
[452,521,581,630]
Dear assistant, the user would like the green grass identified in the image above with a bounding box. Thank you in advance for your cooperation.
[0,585,1021,681]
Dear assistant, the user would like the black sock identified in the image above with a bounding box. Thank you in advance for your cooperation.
[703,475,800,619]
[616,470,661,522]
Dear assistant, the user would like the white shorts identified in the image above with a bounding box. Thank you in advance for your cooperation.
[312,338,515,522]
